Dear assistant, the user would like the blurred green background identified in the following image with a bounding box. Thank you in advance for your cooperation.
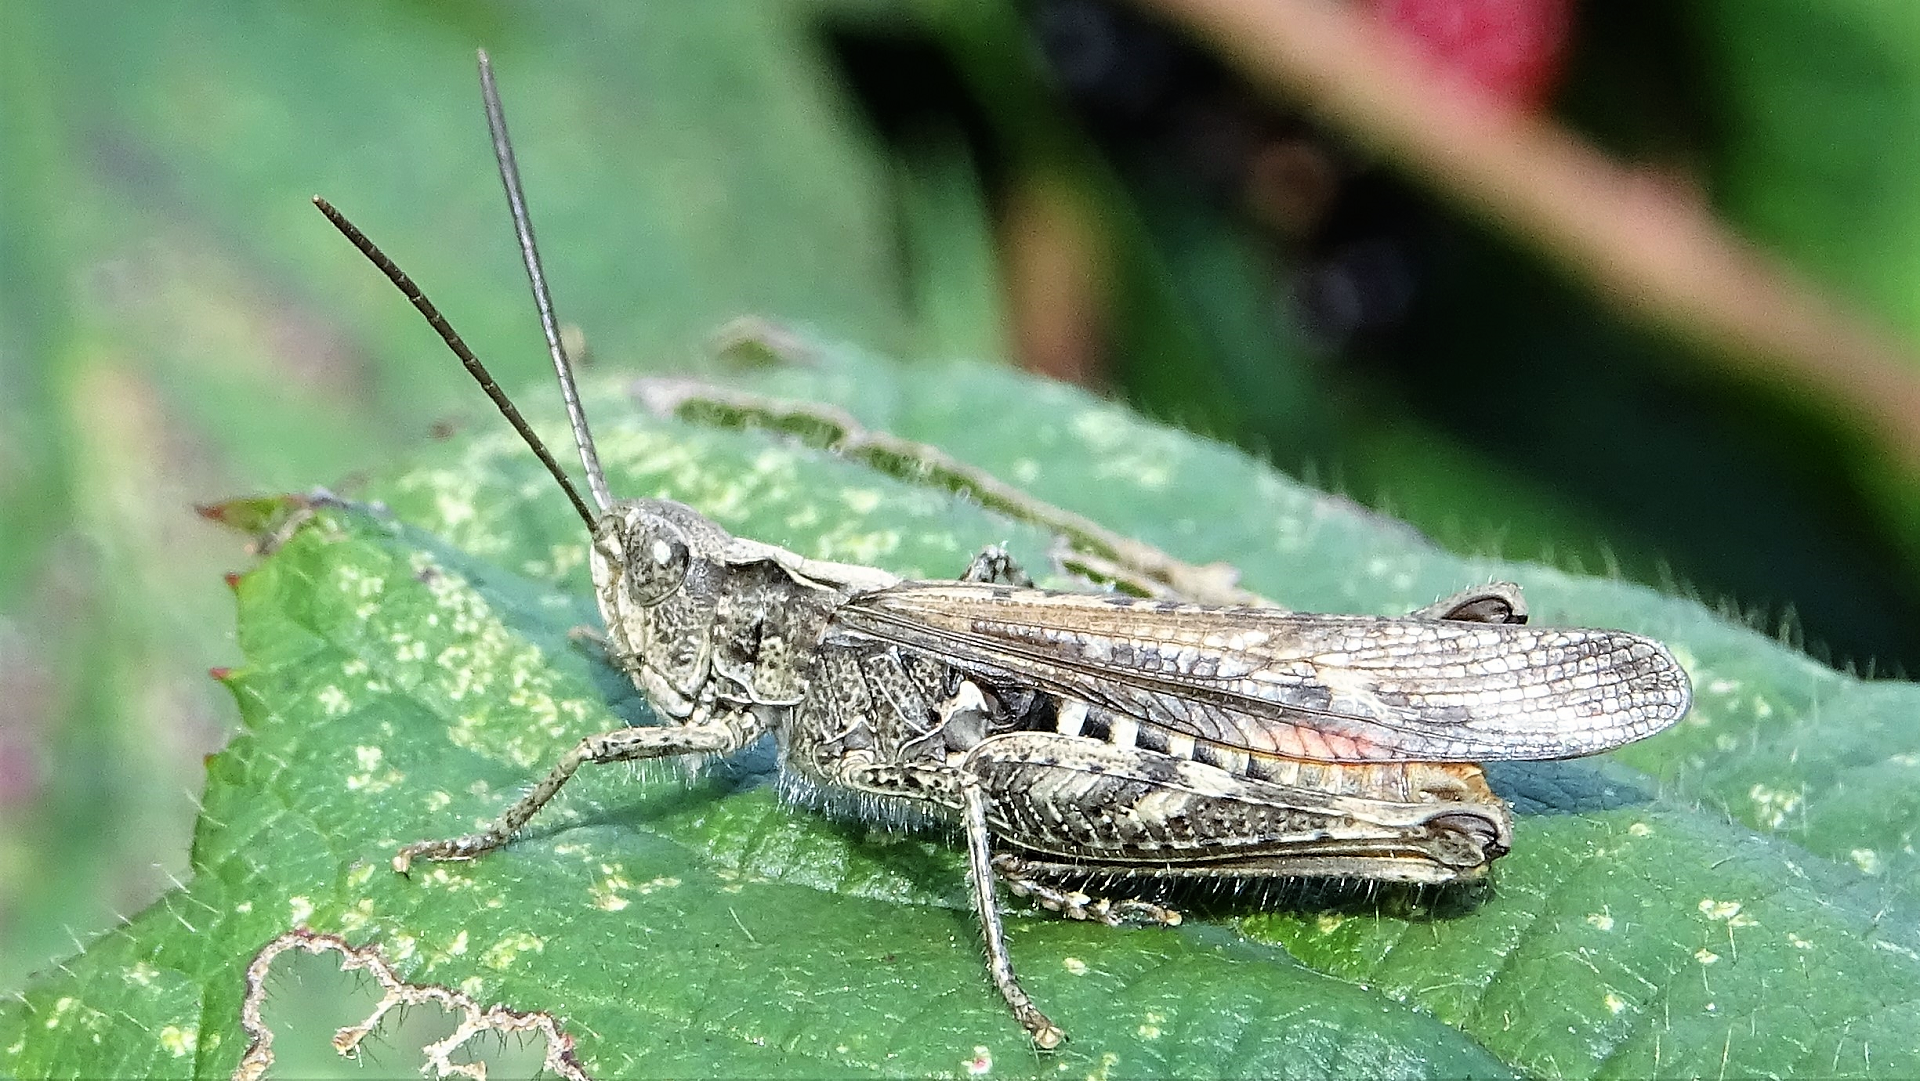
[7,0,1920,998]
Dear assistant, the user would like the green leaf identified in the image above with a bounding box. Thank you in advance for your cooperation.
[9,341,1920,1078]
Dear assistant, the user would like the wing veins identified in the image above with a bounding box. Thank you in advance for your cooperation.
[836,602,1446,746]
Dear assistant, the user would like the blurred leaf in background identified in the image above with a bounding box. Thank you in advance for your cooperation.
[0,0,919,991]
[8,0,1920,1074]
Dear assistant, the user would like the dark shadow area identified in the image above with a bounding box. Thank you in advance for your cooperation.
[1485,757,1659,816]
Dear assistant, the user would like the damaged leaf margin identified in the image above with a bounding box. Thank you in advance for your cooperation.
[234,929,590,1081]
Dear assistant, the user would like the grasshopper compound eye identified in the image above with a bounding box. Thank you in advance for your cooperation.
[624,519,690,605]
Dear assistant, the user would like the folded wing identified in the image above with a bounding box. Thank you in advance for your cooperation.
[829,585,1691,763]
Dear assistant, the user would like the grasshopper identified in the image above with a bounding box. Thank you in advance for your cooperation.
[311,51,1693,1048]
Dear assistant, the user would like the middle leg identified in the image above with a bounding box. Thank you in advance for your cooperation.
[960,544,1034,587]
[991,854,1183,928]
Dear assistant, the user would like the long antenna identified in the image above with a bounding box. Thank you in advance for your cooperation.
[311,195,599,531]
[476,48,612,512]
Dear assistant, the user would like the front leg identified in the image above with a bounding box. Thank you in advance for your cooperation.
[394,715,745,872]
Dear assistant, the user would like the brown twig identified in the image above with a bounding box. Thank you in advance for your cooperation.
[1137,0,1920,465]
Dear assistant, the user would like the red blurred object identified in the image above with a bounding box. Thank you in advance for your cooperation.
[1366,0,1572,108]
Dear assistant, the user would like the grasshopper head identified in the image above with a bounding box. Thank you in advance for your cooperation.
[588,498,737,717]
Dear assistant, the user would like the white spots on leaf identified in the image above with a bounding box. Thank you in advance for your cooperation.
[425,790,453,812]
[389,934,418,963]
[547,540,585,578]
[1628,822,1654,838]
[591,866,634,912]
[1011,458,1040,484]
[422,865,476,893]
[317,686,350,717]
[1694,948,1719,965]
[347,863,374,889]
[786,504,822,530]
[406,557,597,768]
[235,901,252,915]
[482,932,545,970]
[288,896,314,925]
[1071,408,1128,446]
[1753,696,1773,718]
[339,566,389,622]
[1062,957,1089,975]
[447,930,469,957]
[458,975,486,998]
[1603,992,1627,1015]
[1788,933,1813,950]
[1706,678,1739,696]
[158,1023,197,1057]
[1851,848,1883,875]
[841,488,882,515]
[125,961,158,986]
[1586,912,1615,932]
[1074,407,1181,489]
[433,489,476,532]
[1137,1011,1165,1039]
[337,898,377,933]
[342,657,369,677]
[810,522,902,566]
[336,565,385,599]
[1316,913,1347,934]
[966,1044,993,1076]
[1748,784,1804,830]
[1699,899,1756,928]
[345,745,401,793]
